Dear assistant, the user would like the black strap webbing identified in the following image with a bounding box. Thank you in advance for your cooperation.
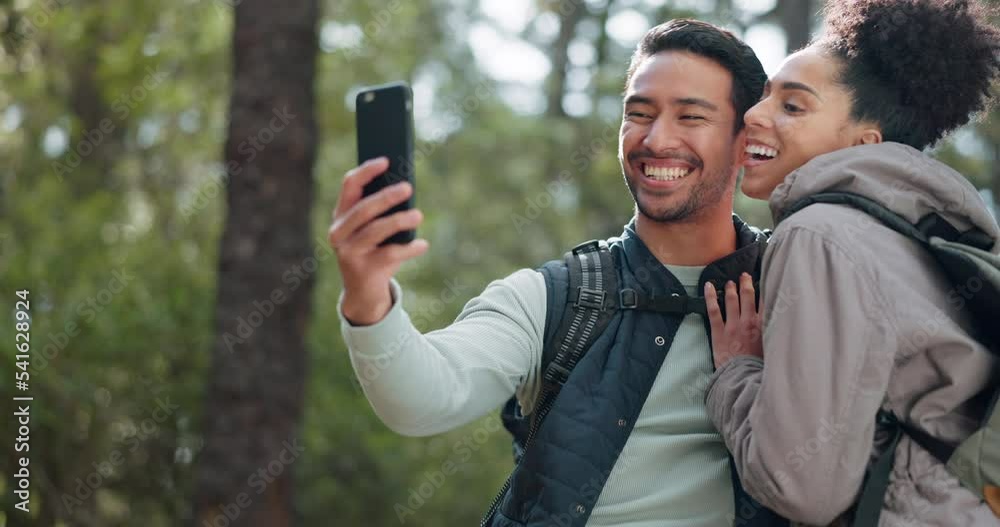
[897,421,956,464]
[618,288,726,318]
[855,413,958,527]
[854,412,904,527]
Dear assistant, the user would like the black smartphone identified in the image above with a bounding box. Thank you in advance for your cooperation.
[355,81,415,245]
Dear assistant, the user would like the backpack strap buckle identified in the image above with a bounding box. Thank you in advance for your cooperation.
[574,287,606,310]
[619,288,638,309]
[571,239,603,255]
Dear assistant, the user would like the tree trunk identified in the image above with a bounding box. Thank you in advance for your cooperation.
[192,0,318,525]
[779,0,813,53]
[63,18,128,195]
[589,0,616,116]
[546,0,587,117]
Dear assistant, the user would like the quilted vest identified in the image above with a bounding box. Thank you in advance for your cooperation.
[490,216,789,527]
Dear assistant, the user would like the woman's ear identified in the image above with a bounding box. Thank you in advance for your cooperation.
[855,128,882,146]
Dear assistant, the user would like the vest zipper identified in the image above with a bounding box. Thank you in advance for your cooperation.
[480,387,557,526]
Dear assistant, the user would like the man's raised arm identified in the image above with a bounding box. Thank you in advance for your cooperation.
[330,158,545,436]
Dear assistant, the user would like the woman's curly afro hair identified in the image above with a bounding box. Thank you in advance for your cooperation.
[818,0,1000,149]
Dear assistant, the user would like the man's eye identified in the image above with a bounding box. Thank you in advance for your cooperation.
[625,112,653,121]
[681,115,705,121]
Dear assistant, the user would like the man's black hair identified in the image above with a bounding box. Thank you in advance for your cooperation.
[625,19,768,134]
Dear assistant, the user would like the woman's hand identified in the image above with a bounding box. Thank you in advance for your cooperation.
[705,273,763,369]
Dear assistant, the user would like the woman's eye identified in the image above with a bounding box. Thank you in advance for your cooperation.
[784,103,803,113]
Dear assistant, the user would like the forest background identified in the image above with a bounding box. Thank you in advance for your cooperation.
[1,0,998,525]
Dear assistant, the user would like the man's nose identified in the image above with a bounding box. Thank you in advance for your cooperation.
[642,118,684,153]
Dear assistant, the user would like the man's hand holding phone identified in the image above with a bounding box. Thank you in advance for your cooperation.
[329,157,429,326]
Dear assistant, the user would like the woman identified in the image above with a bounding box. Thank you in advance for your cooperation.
[702,0,1000,525]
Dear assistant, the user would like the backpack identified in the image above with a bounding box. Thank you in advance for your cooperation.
[484,240,717,526]
[777,191,1000,525]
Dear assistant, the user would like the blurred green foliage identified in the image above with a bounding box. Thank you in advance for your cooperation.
[0,0,995,525]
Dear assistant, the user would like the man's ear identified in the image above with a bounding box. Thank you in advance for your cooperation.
[854,127,882,146]
[732,127,748,165]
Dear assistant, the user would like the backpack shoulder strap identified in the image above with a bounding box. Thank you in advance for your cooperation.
[541,239,619,389]
[778,192,927,241]
[502,239,620,456]
[778,191,994,251]
[783,192,1000,344]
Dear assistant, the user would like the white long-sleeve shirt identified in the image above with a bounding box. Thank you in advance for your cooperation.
[340,265,735,526]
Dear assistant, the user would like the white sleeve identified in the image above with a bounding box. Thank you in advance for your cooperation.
[338,269,546,436]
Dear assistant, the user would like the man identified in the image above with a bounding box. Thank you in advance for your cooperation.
[330,19,781,527]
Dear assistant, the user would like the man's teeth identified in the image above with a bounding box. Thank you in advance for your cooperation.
[745,144,779,158]
[644,166,691,180]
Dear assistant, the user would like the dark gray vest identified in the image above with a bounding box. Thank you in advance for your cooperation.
[491,217,788,527]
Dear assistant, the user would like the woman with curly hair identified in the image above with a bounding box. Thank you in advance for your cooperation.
[703,0,1000,525]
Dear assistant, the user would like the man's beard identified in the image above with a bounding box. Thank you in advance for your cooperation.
[624,165,732,223]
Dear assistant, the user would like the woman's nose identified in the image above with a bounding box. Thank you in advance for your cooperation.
[744,100,772,130]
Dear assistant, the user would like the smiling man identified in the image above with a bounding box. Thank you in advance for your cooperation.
[331,19,785,527]
[620,47,752,263]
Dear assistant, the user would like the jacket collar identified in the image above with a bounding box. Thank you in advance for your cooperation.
[616,215,768,295]
[700,215,769,289]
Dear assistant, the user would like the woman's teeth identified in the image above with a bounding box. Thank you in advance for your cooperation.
[644,165,691,181]
[745,144,779,160]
